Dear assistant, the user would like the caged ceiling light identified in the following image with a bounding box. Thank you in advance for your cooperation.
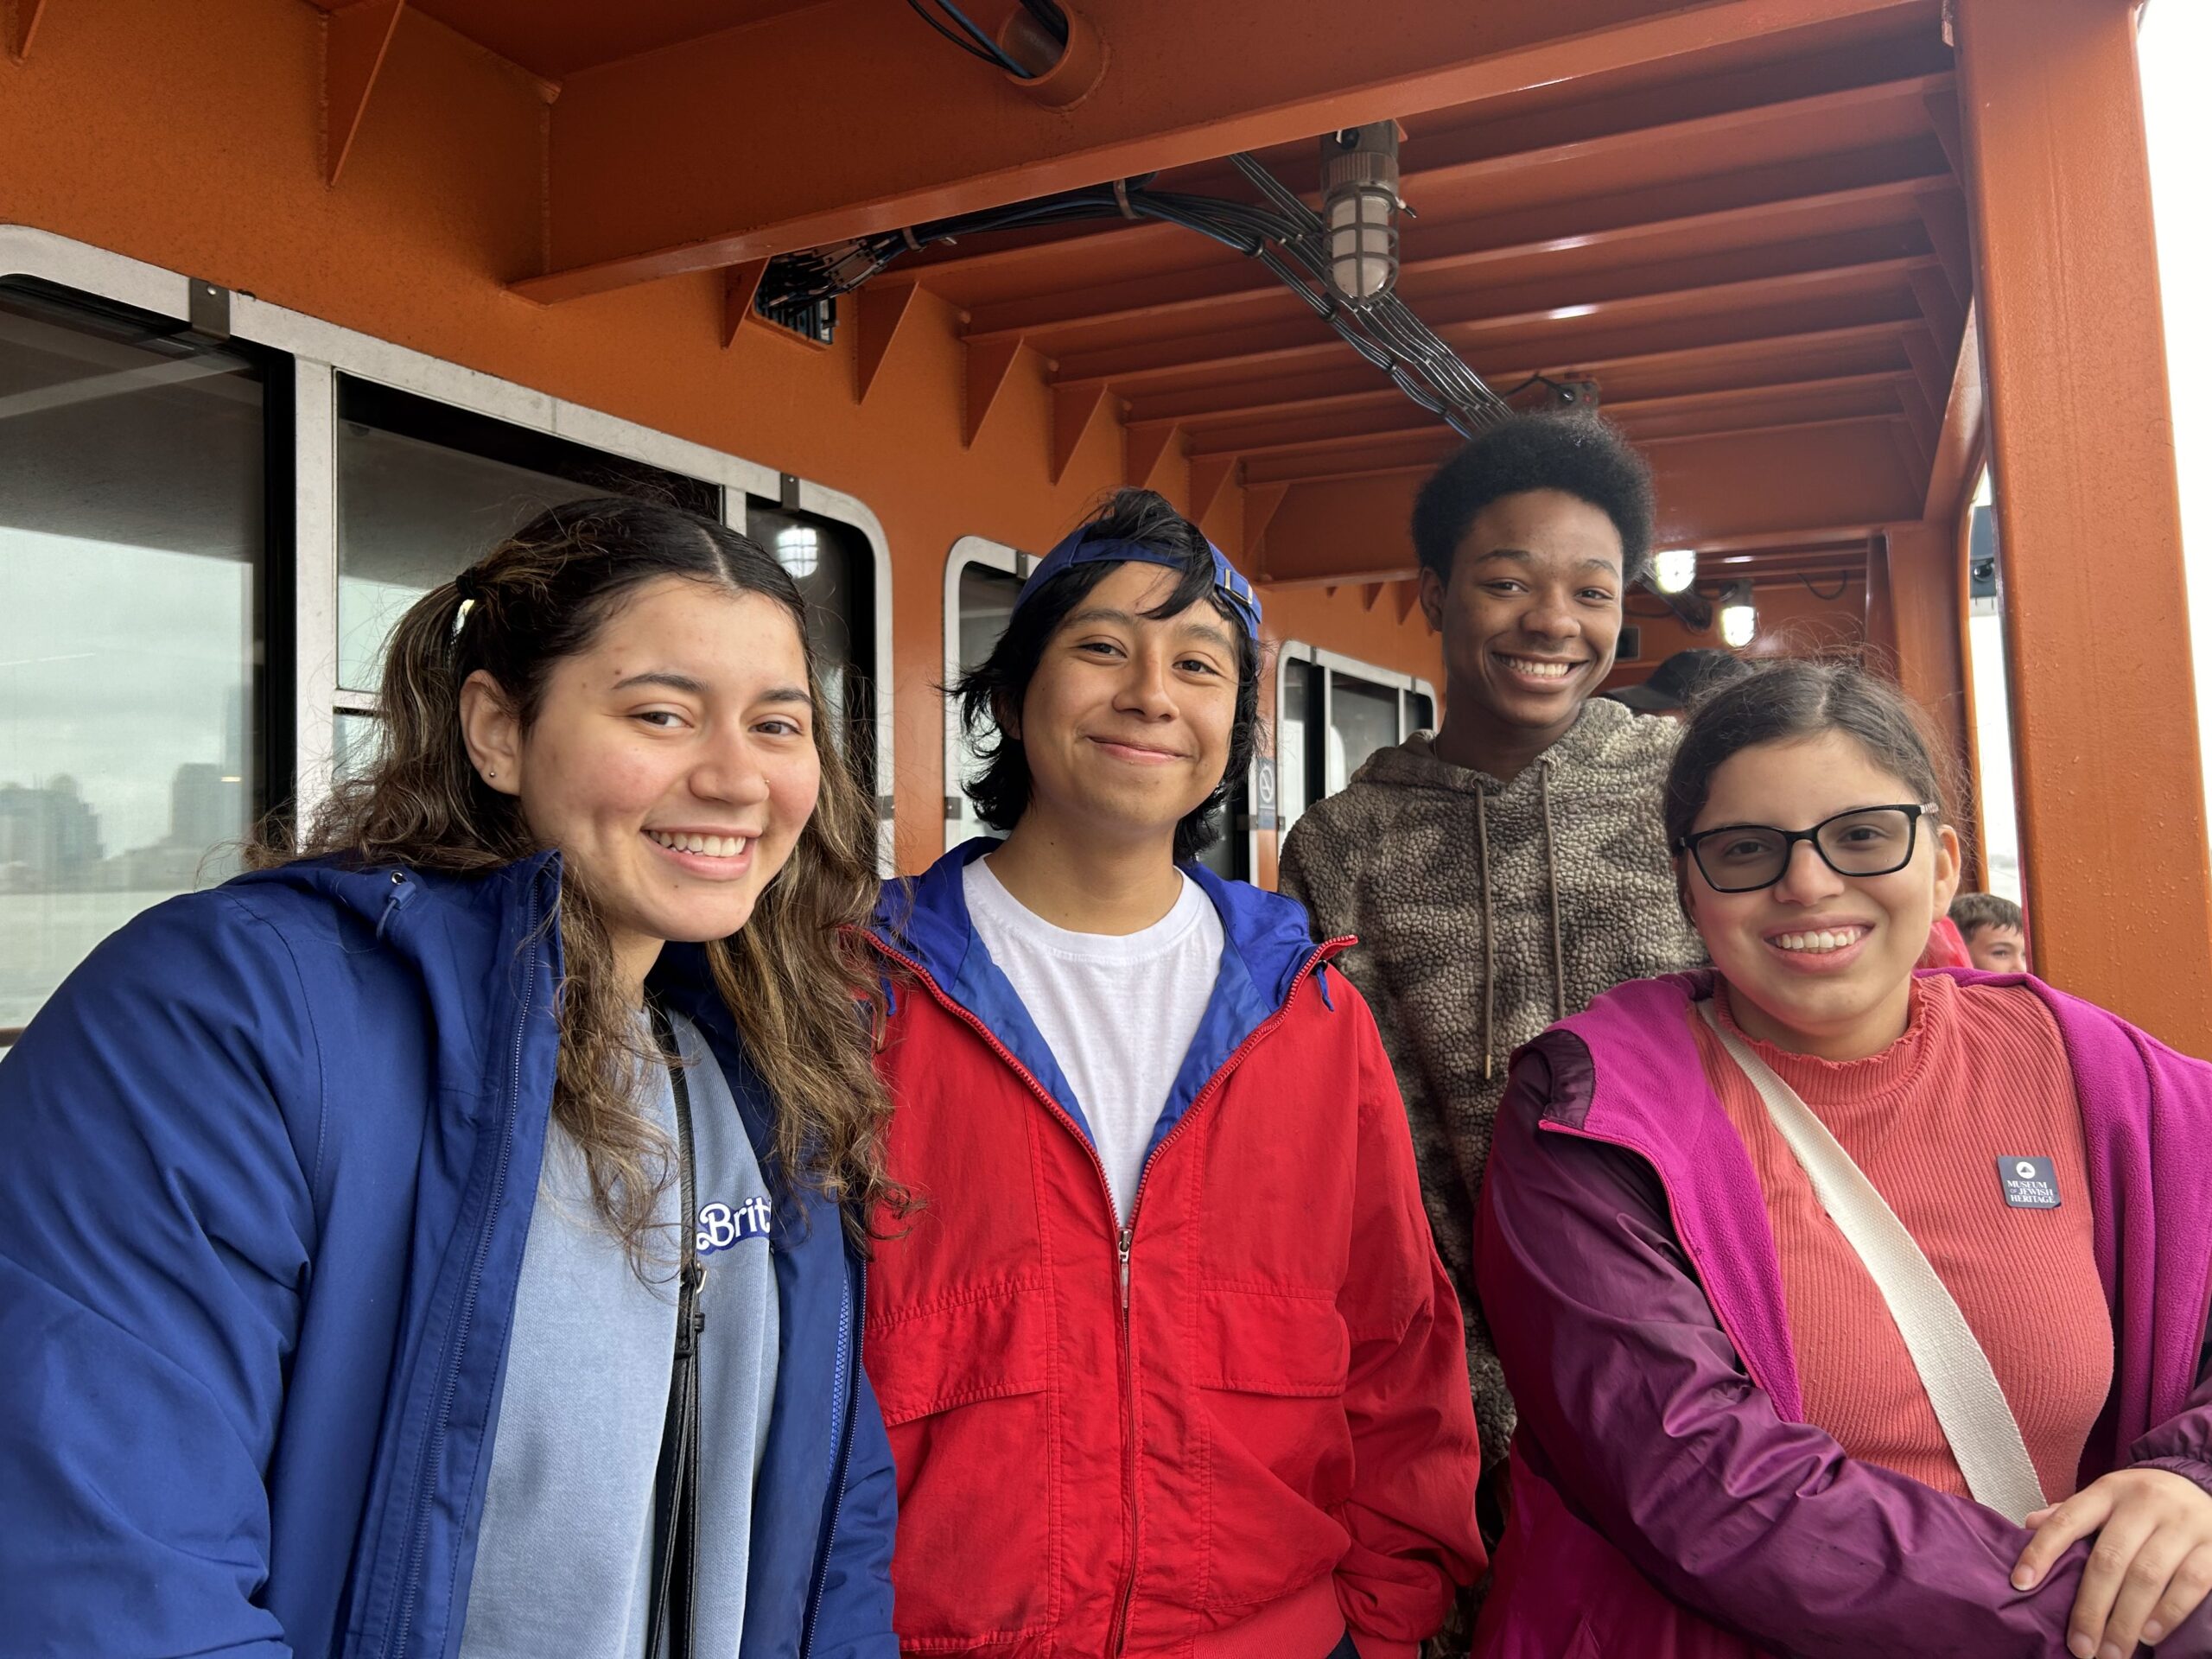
[1319,124,1401,306]
[1653,548,1698,594]
[1718,580,1758,649]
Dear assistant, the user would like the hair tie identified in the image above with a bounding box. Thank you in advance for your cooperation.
[454,568,484,603]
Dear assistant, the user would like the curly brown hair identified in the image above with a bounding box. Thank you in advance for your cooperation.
[264,496,900,1262]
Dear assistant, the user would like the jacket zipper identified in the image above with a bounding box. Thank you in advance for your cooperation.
[385,906,543,1658]
[800,1259,862,1658]
[875,936,1345,1656]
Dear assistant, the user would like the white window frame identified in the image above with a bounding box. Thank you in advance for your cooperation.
[0,226,899,870]
[942,535,1032,849]
[1274,641,1439,825]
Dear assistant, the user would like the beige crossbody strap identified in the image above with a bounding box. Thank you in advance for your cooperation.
[1700,1001,2047,1522]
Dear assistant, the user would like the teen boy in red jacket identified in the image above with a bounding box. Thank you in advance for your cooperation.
[864,490,1484,1659]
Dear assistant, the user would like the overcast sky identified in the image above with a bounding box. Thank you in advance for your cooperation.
[0,526,251,854]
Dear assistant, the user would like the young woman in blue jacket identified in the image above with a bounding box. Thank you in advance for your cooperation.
[0,498,900,1659]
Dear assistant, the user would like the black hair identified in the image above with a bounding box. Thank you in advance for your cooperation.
[1950,890,2023,938]
[955,488,1261,861]
[1663,659,1951,855]
[1410,411,1656,586]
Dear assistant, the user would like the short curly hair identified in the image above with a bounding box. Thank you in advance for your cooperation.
[1410,411,1656,586]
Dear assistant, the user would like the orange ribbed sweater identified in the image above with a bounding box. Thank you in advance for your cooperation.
[1692,975,2113,1503]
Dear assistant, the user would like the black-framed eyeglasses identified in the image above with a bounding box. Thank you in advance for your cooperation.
[1677,803,1941,893]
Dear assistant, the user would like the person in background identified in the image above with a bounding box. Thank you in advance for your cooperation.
[0,499,899,1659]
[1955,889,2031,972]
[1476,659,2212,1659]
[1278,413,1704,1515]
[1602,645,1751,720]
[865,489,1484,1659]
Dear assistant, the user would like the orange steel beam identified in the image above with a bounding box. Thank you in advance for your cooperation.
[1920,304,1983,523]
[6,0,48,61]
[513,0,1924,303]
[908,67,1952,295]
[967,202,1943,351]
[1190,372,1909,465]
[1878,521,1970,796]
[1256,423,1916,585]
[1122,317,1917,428]
[324,0,406,187]
[1955,0,2212,1043]
[1051,256,1931,391]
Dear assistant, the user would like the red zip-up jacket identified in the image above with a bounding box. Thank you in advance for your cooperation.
[863,842,1485,1659]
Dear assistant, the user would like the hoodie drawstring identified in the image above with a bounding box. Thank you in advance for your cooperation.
[1538,761,1567,1026]
[1478,785,1496,1082]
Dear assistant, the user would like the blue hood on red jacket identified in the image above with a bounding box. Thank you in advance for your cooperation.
[869,837,1335,1161]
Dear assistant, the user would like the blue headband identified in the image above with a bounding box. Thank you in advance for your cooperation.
[1012,527,1263,640]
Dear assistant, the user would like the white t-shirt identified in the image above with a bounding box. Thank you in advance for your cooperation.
[963,857,1225,1224]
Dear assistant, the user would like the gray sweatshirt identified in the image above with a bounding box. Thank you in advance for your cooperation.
[1279,696,1703,1468]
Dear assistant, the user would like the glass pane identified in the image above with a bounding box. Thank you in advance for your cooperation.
[1325,671,1401,796]
[1278,658,1313,837]
[951,562,1023,832]
[333,710,380,783]
[0,283,264,1035]
[1408,690,1436,733]
[336,378,719,695]
[746,503,874,779]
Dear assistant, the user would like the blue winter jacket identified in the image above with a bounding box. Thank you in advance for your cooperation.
[0,852,898,1659]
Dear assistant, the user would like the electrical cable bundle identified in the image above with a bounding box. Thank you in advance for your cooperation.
[758,160,1515,441]
[904,0,1068,77]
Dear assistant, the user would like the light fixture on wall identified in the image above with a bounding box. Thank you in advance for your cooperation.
[1319,124,1402,306]
[1653,548,1698,594]
[1719,580,1758,649]
[775,524,821,580]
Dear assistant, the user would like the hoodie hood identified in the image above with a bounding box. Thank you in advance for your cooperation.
[870,837,1336,1160]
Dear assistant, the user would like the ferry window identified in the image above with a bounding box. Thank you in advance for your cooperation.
[0,281,270,1040]
[1276,643,1439,840]
[334,377,719,696]
[944,539,1026,845]
[1964,470,2025,906]
[745,499,877,781]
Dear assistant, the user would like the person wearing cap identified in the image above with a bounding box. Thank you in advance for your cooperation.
[1278,415,1706,1541]
[1603,645,1751,719]
[861,488,1484,1659]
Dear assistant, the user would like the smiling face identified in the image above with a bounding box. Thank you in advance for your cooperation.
[461,574,822,994]
[1007,561,1240,852]
[1420,487,1625,745]
[1685,730,1961,1060]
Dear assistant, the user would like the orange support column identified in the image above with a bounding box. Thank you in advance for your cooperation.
[1881,522,1970,804]
[1955,0,2212,1046]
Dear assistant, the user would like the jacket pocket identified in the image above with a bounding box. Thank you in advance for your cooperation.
[864,1287,1058,1645]
[1192,1287,1354,1611]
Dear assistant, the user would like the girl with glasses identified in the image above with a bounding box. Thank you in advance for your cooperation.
[1471,659,2212,1659]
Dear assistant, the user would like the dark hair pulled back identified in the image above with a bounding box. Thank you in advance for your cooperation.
[266,495,901,1262]
[1663,658,1952,855]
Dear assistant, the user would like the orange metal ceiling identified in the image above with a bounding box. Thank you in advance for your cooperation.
[307,0,1966,595]
[301,0,827,78]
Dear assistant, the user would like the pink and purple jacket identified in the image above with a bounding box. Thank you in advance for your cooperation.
[1472,968,2212,1658]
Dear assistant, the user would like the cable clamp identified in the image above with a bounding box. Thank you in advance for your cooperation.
[1112,178,1137,219]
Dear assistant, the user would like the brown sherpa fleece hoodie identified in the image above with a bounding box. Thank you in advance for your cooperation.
[1279,696,1704,1471]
